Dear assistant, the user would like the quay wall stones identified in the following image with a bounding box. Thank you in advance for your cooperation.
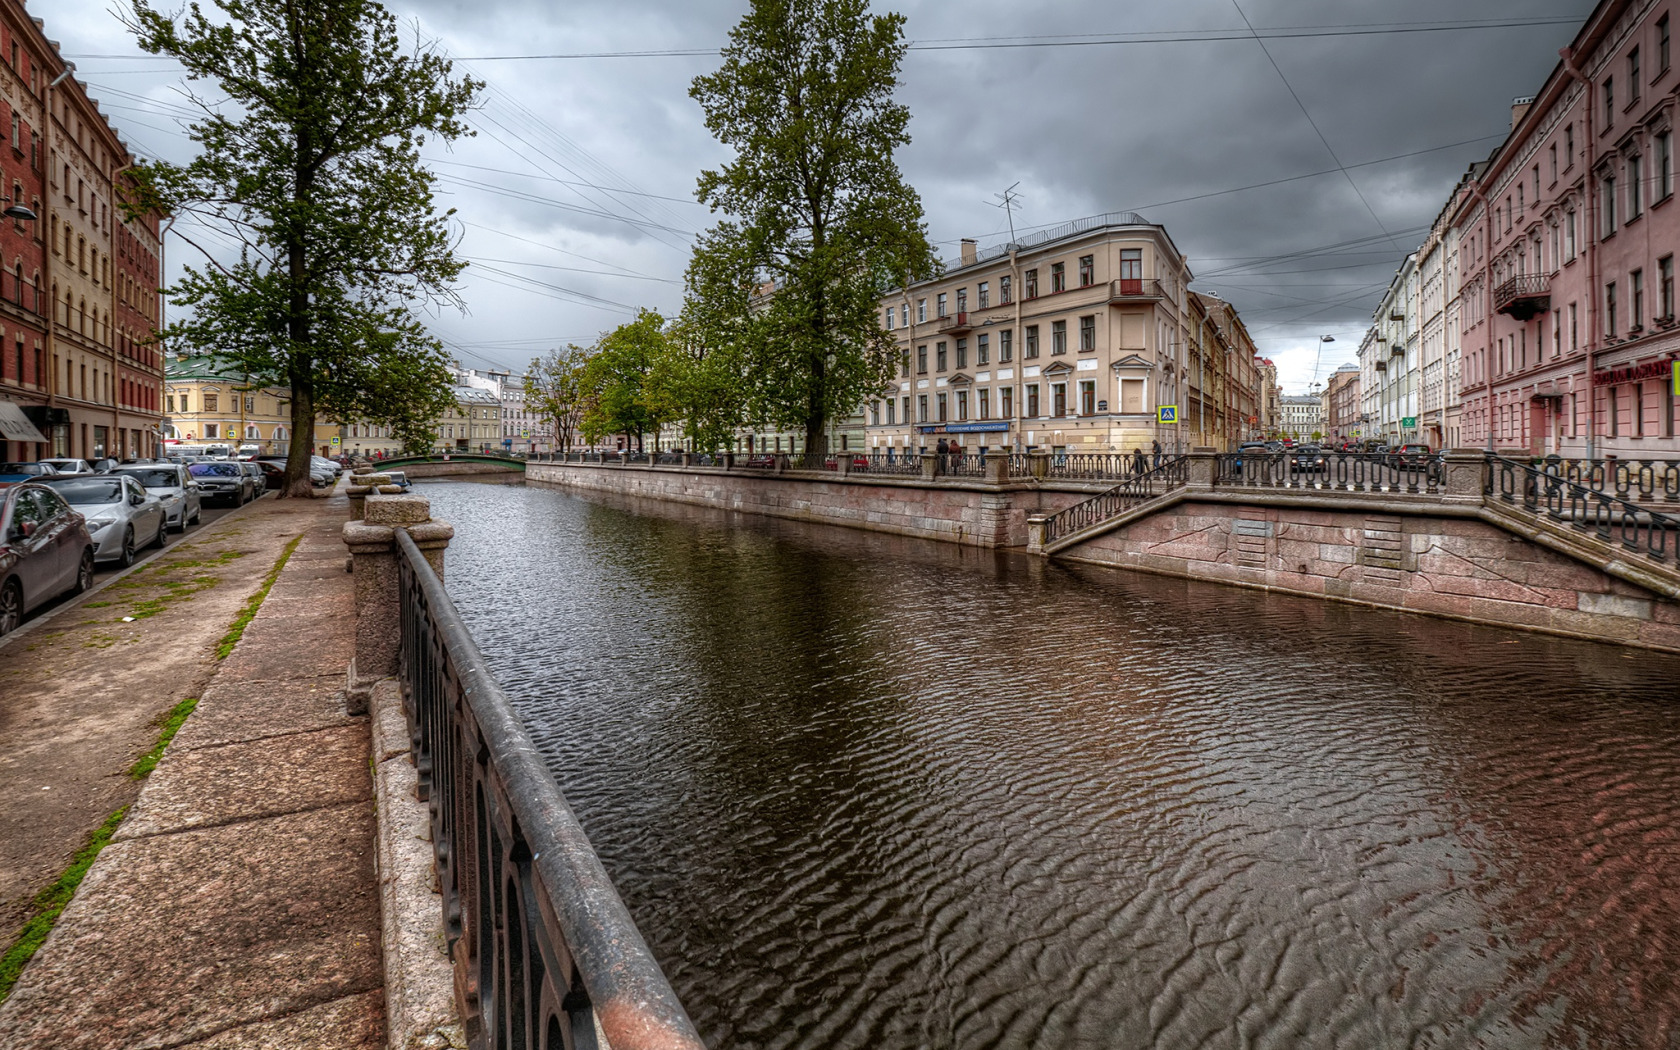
[523,460,1680,652]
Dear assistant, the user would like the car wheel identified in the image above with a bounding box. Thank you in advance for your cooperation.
[191,505,202,525]
[73,549,95,594]
[0,578,21,636]
[117,526,136,568]
[153,517,169,549]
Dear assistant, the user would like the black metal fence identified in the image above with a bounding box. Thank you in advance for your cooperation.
[1487,455,1676,565]
[1042,456,1188,545]
[851,452,921,476]
[1526,456,1680,505]
[1216,451,1444,495]
[1046,453,1152,481]
[395,530,704,1050]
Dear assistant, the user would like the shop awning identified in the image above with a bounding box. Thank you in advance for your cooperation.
[0,401,48,444]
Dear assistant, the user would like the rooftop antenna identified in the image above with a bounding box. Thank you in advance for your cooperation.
[990,182,1022,244]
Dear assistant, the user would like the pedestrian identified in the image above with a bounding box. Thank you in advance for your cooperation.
[1132,446,1147,474]
[1151,438,1162,468]
[936,437,949,456]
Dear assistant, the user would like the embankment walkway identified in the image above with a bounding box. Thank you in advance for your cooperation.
[0,490,388,1048]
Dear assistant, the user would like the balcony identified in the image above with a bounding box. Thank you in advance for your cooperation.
[1108,278,1167,304]
[1493,274,1551,320]
[937,311,972,335]
[1373,358,1387,372]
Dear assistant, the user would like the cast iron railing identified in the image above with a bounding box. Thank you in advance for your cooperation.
[1042,456,1187,545]
[1216,451,1444,494]
[1486,455,1676,565]
[1046,453,1153,481]
[851,452,921,476]
[940,452,987,478]
[1007,453,1035,478]
[395,530,703,1050]
[1529,456,1680,505]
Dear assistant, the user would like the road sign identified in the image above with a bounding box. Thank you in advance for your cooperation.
[1158,405,1178,423]
[1401,416,1417,428]
[330,436,341,447]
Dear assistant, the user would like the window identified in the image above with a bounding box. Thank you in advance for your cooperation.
[1566,207,1577,259]
[1633,268,1645,329]
[1000,275,1012,303]
[955,338,967,369]
[1662,14,1672,72]
[1079,380,1096,416]
[977,333,989,365]
[870,402,880,426]
[1051,382,1067,417]
[1604,175,1618,233]
[1025,324,1039,358]
[1119,249,1141,283]
[918,394,928,422]
[917,298,927,323]
[936,341,948,371]
[1566,124,1575,168]
[956,288,967,313]
[937,392,948,422]
[952,390,965,421]
[999,329,1013,362]
[1659,132,1673,199]
[1051,320,1067,355]
[1630,154,1644,218]
[1517,185,1524,216]
[203,393,218,412]
[901,349,910,377]
[916,344,927,373]
[1051,262,1065,293]
[1606,280,1618,335]
[1001,387,1013,418]
[1661,255,1675,319]
[1550,143,1558,184]
[978,281,989,308]
[1079,315,1096,351]
[1121,378,1145,414]
[1026,383,1040,416]
[979,389,990,419]
[166,394,175,413]
[1024,269,1038,298]
[937,292,947,318]
[1078,255,1094,287]
[205,423,218,438]
[1570,302,1579,350]
[885,306,894,329]
[886,399,896,425]
[1534,164,1541,201]
[1553,309,1562,357]
[902,396,910,424]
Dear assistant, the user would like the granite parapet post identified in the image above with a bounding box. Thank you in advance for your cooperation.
[342,493,453,714]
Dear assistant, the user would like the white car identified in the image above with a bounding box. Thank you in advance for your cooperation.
[112,463,203,531]
[42,474,168,566]
[39,458,96,475]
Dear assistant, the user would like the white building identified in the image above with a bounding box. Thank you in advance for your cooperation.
[1361,253,1421,446]
[456,369,553,453]
[1278,394,1323,438]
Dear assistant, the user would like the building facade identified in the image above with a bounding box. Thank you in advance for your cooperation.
[0,0,48,461]
[868,213,1216,456]
[1360,254,1422,447]
[1456,0,1680,455]
[458,368,554,453]
[439,385,499,450]
[1278,394,1323,439]
[1324,363,1362,443]
[164,355,307,453]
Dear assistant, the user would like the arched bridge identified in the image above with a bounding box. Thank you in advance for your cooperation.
[372,453,526,478]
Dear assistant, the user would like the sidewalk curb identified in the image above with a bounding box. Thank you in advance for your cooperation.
[0,493,278,656]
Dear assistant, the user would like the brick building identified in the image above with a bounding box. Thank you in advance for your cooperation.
[0,0,48,460]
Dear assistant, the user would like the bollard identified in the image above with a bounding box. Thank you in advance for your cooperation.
[984,455,1008,485]
[920,453,941,480]
[1026,515,1048,553]
[342,493,454,713]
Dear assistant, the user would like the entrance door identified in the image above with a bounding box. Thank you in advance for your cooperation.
[1528,400,1550,456]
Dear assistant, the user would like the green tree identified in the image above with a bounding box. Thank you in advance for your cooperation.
[525,345,592,453]
[579,310,668,451]
[643,321,746,453]
[685,0,936,456]
[124,0,480,495]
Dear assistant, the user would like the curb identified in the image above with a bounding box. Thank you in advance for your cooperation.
[0,493,280,655]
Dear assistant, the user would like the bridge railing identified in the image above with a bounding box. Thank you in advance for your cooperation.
[1216,451,1445,495]
[1486,454,1676,565]
[1045,452,1152,481]
[850,451,921,476]
[395,529,703,1050]
[1042,456,1187,545]
[1525,455,1680,505]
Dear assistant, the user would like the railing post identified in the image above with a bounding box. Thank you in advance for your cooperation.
[617,451,630,467]
[1026,514,1048,553]
[345,472,396,521]
[834,455,851,476]
[921,452,942,480]
[1186,447,1218,490]
[722,452,735,470]
[342,493,454,714]
[1028,451,1050,480]
[985,455,1008,484]
[1442,448,1486,500]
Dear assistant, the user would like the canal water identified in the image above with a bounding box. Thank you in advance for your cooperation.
[422,480,1680,1050]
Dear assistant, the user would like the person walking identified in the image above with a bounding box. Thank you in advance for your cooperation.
[1151,439,1162,469]
[1132,446,1147,474]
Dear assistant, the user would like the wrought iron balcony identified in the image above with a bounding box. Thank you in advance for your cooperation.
[1108,278,1167,303]
[1494,274,1551,320]
[937,310,972,334]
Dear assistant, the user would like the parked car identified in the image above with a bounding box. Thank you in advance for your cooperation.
[41,474,167,566]
[0,462,59,486]
[0,483,95,635]
[311,455,344,479]
[255,455,334,487]
[1231,442,1271,471]
[39,458,97,475]
[112,463,203,531]
[188,461,259,506]
[240,461,267,499]
[1291,445,1327,473]
[380,470,412,492]
[253,460,287,490]
[1390,443,1433,469]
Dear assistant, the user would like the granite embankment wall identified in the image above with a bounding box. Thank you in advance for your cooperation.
[524,460,1680,651]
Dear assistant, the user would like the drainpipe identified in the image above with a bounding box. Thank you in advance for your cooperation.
[1561,46,1598,458]
[43,68,74,456]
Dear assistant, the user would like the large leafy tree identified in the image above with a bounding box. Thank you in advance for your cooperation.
[643,320,746,453]
[525,345,591,453]
[686,0,937,456]
[579,310,668,451]
[125,0,479,494]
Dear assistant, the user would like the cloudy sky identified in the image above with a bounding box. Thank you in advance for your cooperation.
[54,0,1597,393]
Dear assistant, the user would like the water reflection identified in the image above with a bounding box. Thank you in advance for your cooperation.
[425,480,1680,1049]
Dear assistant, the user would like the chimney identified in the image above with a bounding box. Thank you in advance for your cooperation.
[960,238,977,267]
[1510,95,1535,132]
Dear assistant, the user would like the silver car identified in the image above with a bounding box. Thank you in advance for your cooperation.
[42,475,168,566]
[0,483,95,635]
[113,463,203,531]
[39,458,96,475]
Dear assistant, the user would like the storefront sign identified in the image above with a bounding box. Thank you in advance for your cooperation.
[917,421,1012,434]
[1594,357,1678,386]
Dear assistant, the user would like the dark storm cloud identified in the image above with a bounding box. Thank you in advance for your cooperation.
[56,0,1598,383]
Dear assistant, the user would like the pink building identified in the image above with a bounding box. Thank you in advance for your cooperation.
[1456,0,1679,457]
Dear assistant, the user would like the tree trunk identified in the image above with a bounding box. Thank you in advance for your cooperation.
[281,367,316,499]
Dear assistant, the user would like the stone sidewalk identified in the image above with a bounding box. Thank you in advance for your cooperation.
[0,493,386,1049]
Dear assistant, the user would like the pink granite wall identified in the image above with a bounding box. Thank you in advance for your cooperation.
[1066,501,1680,652]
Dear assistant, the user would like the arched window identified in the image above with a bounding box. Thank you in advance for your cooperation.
[245,424,260,439]
[273,426,288,441]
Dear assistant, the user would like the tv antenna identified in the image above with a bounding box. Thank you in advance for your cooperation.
[991,182,1022,244]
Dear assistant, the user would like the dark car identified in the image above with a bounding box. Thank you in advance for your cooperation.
[0,483,95,635]
[1291,445,1327,473]
[1231,442,1271,471]
[254,460,287,490]
[1390,443,1432,469]
[188,461,256,505]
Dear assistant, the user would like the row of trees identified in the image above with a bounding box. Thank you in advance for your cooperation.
[130,0,934,489]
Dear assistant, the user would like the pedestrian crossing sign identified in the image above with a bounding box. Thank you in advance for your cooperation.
[1158,405,1178,423]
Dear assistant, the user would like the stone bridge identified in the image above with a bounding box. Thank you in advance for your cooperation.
[371,453,525,479]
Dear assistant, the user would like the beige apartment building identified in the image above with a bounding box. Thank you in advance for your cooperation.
[869,213,1206,455]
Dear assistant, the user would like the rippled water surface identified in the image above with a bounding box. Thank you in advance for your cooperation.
[423,480,1680,1050]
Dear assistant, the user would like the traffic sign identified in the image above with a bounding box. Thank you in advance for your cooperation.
[1158,404,1178,423]
[1401,416,1417,428]
[330,436,341,447]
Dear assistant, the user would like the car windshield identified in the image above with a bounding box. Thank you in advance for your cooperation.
[122,469,182,488]
[189,463,242,477]
[46,478,125,505]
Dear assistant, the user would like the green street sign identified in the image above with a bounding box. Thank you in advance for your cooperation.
[1401,416,1417,427]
